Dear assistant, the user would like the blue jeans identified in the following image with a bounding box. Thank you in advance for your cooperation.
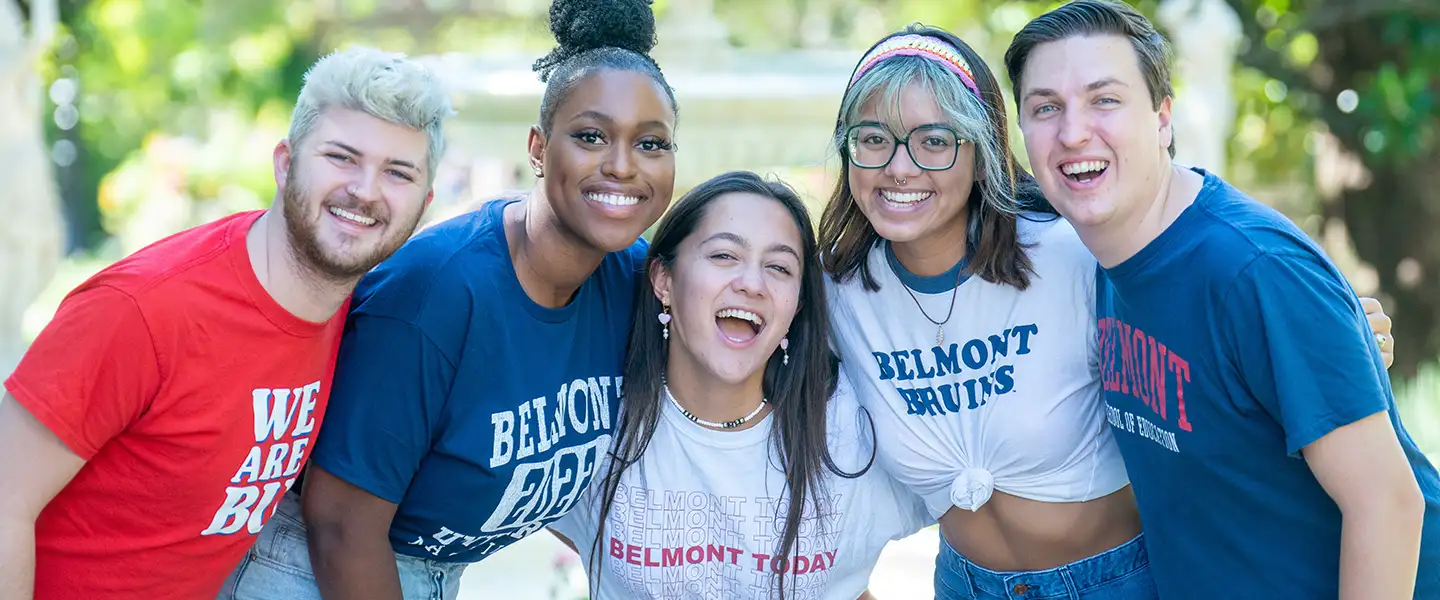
[215,493,469,600]
[935,534,1158,600]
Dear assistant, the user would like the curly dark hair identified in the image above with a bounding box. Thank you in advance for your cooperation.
[531,0,677,134]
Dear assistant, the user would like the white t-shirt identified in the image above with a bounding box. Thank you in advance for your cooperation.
[550,379,928,600]
[826,215,1128,518]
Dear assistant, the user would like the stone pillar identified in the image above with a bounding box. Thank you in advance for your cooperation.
[0,0,64,378]
[1157,0,1241,176]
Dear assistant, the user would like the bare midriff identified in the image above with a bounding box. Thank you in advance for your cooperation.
[938,485,1142,572]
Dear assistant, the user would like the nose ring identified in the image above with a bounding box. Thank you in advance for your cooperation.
[895,177,907,186]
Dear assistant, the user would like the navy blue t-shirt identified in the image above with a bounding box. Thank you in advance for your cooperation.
[1095,169,1440,598]
[309,198,644,563]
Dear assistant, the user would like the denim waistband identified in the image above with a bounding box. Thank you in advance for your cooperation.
[937,534,1150,599]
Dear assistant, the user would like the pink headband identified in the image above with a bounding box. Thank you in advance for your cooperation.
[848,34,981,97]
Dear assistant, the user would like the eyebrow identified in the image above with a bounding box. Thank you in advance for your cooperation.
[1023,77,1129,103]
[1086,77,1128,92]
[852,120,951,131]
[324,141,422,173]
[703,231,801,260]
[570,110,671,131]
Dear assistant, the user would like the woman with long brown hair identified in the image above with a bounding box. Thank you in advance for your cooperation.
[550,171,928,600]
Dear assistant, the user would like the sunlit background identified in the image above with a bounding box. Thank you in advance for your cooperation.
[2,0,1436,597]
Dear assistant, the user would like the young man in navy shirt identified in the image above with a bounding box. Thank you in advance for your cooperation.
[1005,1,1439,598]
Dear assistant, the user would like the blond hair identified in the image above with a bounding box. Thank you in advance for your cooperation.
[288,46,455,185]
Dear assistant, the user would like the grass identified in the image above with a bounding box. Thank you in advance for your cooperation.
[1396,361,1440,463]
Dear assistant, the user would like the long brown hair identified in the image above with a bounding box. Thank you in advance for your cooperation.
[818,23,1055,292]
[589,171,874,599]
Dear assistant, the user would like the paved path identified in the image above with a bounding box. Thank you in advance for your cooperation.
[456,528,940,599]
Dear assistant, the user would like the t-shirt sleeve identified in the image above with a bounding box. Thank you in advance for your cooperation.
[1221,251,1391,455]
[541,454,604,558]
[547,490,598,551]
[3,284,161,460]
[309,311,456,504]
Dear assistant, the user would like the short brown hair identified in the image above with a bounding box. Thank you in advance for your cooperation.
[1003,0,1176,157]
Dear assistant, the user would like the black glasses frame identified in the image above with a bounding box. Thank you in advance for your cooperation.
[843,123,969,171]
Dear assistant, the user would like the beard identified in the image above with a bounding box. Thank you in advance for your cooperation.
[281,171,422,282]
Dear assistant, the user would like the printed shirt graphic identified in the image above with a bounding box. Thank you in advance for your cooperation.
[4,210,348,600]
[550,381,929,600]
[825,216,1128,519]
[309,198,642,564]
[1094,168,1440,599]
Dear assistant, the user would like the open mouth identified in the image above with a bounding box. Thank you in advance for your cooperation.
[1061,160,1110,184]
[328,206,378,227]
[879,190,934,208]
[584,192,642,207]
[716,308,765,344]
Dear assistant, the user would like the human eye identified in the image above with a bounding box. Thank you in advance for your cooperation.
[767,263,793,276]
[571,129,606,145]
[387,169,416,183]
[325,152,354,163]
[1032,104,1059,117]
[637,137,674,152]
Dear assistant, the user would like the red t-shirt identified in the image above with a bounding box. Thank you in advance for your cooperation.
[5,210,350,600]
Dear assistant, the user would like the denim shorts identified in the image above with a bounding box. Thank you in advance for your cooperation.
[935,533,1158,600]
[215,493,469,600]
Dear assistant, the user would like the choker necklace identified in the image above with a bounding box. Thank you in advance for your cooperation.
[663,381,767,430]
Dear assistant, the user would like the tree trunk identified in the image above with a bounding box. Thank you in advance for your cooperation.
[0,0,64,378]
[1316,11,1439,379]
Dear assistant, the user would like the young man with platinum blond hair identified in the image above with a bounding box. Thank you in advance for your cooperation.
[0,45,453,600]
[1006,1,1439,598]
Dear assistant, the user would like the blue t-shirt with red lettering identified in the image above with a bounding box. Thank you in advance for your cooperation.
[1094,168,1439,599]
[308,198,644,563]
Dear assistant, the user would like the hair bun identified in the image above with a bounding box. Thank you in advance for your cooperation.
[548,0,658,57]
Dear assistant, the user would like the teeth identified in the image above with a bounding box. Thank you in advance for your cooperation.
[880,190,931,204]
[1062,160,1110,175]
[329,206,377,226]
[586,192,640,206]
[716,308,764,327]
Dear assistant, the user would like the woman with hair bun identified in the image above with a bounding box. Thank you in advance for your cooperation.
[216,0,680,598]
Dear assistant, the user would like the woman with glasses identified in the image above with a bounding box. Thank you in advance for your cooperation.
[818,24,1397,600]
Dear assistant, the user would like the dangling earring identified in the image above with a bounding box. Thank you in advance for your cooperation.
[780,336,789,366]
[658,305,671,340]
[533,166,543,178]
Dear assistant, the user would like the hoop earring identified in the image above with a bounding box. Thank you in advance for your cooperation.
[658,305,671,341]
[780,337,789,366]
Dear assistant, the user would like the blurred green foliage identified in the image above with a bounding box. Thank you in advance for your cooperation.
[32,0,1440,379]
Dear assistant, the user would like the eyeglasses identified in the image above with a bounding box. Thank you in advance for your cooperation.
[843,123,969,171]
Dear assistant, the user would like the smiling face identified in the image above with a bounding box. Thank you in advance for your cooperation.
[846,81,977,249]
[652,192,804,387]
[530,69,678,254]
[1016,34,1174,232]
[276,107,433,280]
